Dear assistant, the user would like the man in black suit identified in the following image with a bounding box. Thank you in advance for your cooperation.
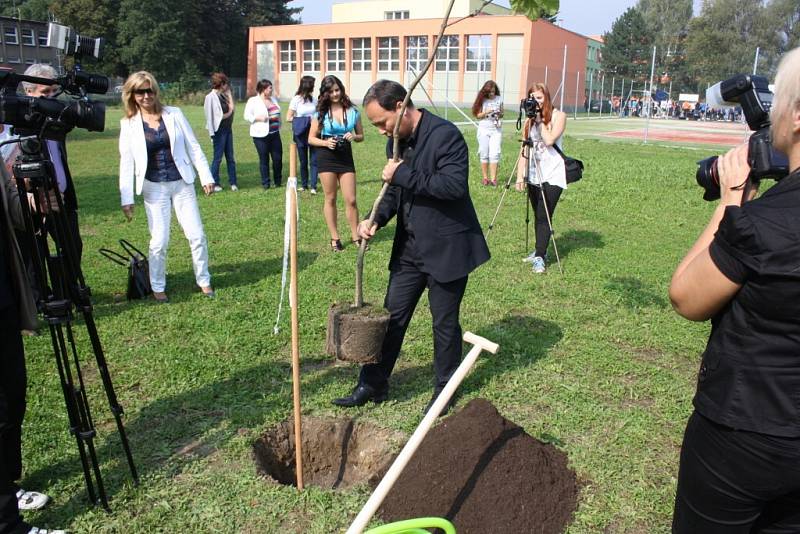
[332,80,490,413]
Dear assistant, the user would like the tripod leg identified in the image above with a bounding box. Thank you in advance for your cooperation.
[82,312,139,483]
[49,323,98,506]
[485,150,522,238]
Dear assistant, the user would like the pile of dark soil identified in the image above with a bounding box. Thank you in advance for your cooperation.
[379,398,579,533]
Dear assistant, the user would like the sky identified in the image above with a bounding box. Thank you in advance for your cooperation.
[287,0,704,37]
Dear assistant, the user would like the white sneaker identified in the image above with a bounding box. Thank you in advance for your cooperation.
[298,186,305,191]
[213,185,223,193]
[310,188,317,195]
[17,489,50,510]
[27,527,66,534]
[230,185,238,192]
[522,251,537,263]
[532,256,546,274]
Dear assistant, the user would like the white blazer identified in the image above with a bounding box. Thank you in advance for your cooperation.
[203,90,223,136]
[119,106,214,206]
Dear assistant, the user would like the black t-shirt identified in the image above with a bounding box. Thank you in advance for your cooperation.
[695,170,800,436]
[218,93,233,131]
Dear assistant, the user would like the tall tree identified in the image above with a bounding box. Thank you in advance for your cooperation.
[602,7,654,82]
[636,0,692,89]
[684,0,767,89]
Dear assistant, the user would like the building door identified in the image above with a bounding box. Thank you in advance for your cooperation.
[496,34,523,111]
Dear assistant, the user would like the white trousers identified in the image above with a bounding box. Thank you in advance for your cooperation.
[142,179,210,292]
[477,126,502,163]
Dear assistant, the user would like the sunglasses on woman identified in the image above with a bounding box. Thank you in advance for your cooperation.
[134,88,154,96]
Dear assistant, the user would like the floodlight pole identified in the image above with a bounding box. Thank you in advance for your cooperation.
[753,46,760,75]
[559,44,567,111]
[644,45,656,144]
[574,71,580,119]
[599,72,605,118]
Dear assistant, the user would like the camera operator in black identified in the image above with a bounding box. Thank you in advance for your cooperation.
[22,64,82,264]
[0,164,64,534]
[669,47,800,533]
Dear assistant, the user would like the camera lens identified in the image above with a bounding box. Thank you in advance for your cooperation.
[696,156,721,201]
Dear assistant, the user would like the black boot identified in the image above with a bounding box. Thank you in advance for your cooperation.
[332,384,388,407]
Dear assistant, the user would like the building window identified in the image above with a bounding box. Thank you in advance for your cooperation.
[21,28,35,46]
[38,30,48,47]
[385,10,409,20]
[465,34,491,72]
[25,58,35,65]
[351,37,371,71]
[326,38,345,71]
[280,41,296,72]
[378,37,399,71]
[302,39,320,71]
[435,35,459,72]
[405,36,428,74]
[4,27,19,45]
[8,56,20,64]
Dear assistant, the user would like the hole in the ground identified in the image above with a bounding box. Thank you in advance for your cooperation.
[253,416,403,490]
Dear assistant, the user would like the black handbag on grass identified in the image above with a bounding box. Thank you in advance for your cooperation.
[553,144,584,184]
[99,239,152,300]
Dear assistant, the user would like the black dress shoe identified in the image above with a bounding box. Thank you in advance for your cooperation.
[332,384,388,407]
[422,390,456,416]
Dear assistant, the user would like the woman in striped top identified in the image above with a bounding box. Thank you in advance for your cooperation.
[244,79,283,189]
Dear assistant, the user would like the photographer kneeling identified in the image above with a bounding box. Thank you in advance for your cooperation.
[669,48,800,532]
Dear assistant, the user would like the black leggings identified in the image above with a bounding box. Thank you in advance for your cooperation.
[526,183,562,257]
[673,411,800,533]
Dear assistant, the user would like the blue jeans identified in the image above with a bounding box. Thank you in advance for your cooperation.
[211,127,237,186]
[253,134,283,187]
[295,137,317,190]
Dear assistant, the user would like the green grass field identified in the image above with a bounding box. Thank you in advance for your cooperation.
[15,104,724,533]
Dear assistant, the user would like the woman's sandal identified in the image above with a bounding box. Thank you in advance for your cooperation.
[352,239,369,251]
[331,239,344,252]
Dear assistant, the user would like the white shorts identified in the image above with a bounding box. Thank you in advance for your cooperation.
[477,127,502,163]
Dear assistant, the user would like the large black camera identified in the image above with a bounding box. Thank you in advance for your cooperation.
[0,23,107,141]
[696,74,789,201]
[521,95,540,119]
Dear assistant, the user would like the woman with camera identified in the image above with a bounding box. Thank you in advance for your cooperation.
[308,75,364,252]
[286,76,318,193]
[243,79,283,189]
[119,71,216,303]
[669,47,800,532]
[472,80,504,186]
[203,72,238,192]
[515,83,567,274]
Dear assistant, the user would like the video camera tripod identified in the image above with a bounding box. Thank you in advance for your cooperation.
[2,134,137,510]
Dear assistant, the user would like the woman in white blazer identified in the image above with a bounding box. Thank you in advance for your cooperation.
[119,71,216,303]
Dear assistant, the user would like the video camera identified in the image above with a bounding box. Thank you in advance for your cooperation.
[0,23,107,141]
[696,74,789,201]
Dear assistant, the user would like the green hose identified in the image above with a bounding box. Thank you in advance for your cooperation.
[363,517,456,534]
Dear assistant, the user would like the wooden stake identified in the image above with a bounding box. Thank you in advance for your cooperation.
[289,143,303,490]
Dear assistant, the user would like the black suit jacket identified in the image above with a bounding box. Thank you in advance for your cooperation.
[374,109,490,283]
[42,140,77,212]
